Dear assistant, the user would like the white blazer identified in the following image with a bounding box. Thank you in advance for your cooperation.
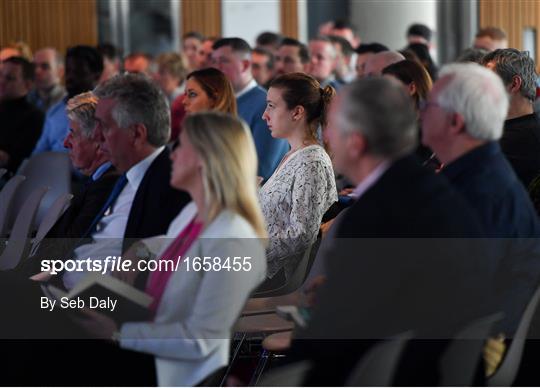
[119,202,267,386]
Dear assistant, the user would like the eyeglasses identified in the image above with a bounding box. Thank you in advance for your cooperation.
[418,100,442,111]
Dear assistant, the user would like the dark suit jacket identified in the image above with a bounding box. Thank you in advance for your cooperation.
[123,147,191,251]
[289,155,495,385]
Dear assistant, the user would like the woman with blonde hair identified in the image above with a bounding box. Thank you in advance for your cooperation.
[77,111,267,386]
[260,72,337,284]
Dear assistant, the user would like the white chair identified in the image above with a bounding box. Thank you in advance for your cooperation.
[29,192,73,257]
[0,175,26,237]
[14,152,71,230]
[0,186,48,270]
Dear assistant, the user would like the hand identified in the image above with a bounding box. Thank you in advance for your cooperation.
[339,187,354,196]
[257,176,264,187]
[70,307,118,340]
[30,270,53,282]
[320,219,335,238]
[301,275,326,308]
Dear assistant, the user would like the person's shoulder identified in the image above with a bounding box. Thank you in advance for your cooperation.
[205,210,259,239]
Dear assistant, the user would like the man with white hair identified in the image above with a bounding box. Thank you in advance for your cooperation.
[421,62,540,335]
[363,50,405,77]
[289,77,494,385]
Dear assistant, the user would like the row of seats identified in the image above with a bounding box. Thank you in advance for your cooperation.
[220,239,540,386]
[0,152,73,270]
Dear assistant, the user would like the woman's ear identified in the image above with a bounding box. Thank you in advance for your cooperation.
[292,105,305,121]
[408,82,417,97]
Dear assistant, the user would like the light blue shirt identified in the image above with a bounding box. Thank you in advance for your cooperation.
[32,98,69,154]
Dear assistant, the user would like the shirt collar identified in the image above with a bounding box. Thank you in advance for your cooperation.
[91,161,112,181]
[351,160,391,200]
[235,79,258,99]
[125,146,165,190]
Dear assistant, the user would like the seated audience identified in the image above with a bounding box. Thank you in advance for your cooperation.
[421,62,540,335]
[481,49,540,188]
[255,31,283,54]
[406,23,433,47]
[0,40,32,61]
[260,72,337,282]
[76,112,267,386]
[288,77,494,386]
[183,67,237,115]
[155,52,188,103]
[274,37,311,77]
[123,52,152,75]
[354,42,389,79]
[328,35,355,82]
[196,36,218,69]
[97,43,120,83]
[33,45,103,154]
[252,47,275,89]
[0,56,44,173]
[382,59,437,167]
[474,26,508,51]
[18,91,118,276]
[182,31,204,71]
[456,47,489,63]
[364,50,405,77]
[212,37,289,181]
[308,37,344,89]
[27,47,66,112]
[324,19,361,49]
[404,42,438,80]
[171,67,237,140]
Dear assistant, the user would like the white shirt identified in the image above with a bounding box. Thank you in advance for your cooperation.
[63,146,165,289]
[235,79,258,99]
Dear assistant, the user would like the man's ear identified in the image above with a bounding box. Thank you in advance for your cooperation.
[348,131,367,159]
[509,75,523,94]
[408,82,417,97]
[241,59,251,73]
[449,112,466,135]
[132,123,148,146]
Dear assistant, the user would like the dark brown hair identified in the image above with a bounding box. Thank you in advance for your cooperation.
[382,59,432,109]
[186,67,237,115]
[269,72,335,141]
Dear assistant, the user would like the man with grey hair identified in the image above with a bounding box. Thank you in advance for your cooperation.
[363,50,405,77]
[57,73,190,291]
[290,77,494,385]
[421,62,540,336]
[481,48,540,187]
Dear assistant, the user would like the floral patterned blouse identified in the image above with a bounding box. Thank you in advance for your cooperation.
[259,145,337,279]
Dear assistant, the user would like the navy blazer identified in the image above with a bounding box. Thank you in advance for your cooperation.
[290,155,495,386]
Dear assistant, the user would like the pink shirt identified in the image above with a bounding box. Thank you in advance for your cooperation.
[145,219,204,313]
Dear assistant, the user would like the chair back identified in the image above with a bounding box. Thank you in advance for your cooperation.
[0,186,48,270]
[345,331,414,386]
[29,192,73,257]
[14,152,71,230]
[488,285,540,386]
[0,175,26,237]
[253,238,320,298]
[441,312,503,386]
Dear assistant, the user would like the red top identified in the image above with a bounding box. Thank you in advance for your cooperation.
[145,219,204,313]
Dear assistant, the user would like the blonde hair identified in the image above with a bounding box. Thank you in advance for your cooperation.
[183,112,267,239]
[66,91,99,136]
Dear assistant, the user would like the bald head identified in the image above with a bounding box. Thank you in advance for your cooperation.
[364,51,405,77]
